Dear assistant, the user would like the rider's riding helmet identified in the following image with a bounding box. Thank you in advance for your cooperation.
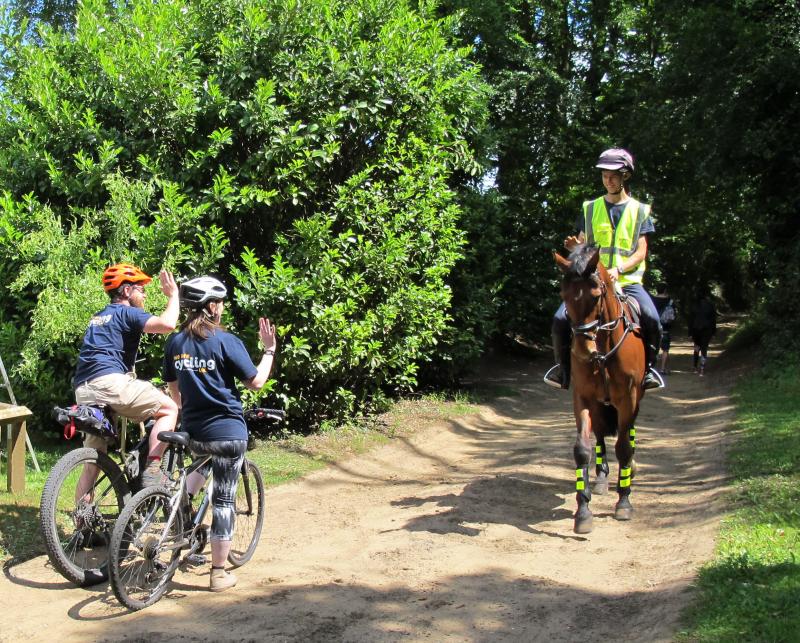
[179,276,228,309]
[595,148,634,175]
[102,263,152,292]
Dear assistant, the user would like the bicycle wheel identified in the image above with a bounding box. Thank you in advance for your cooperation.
[109,486,184,611]
[39,447,131,586]
[227,459,265,567]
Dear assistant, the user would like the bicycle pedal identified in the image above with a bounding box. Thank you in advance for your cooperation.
[183,553,207,566]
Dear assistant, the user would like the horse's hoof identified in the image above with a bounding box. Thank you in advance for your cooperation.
[594,478,608,495]
[614,501,633,521]
[574,507,593,533]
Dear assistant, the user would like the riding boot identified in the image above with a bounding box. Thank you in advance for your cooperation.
[643,343,665,390]
[544,331,571,389]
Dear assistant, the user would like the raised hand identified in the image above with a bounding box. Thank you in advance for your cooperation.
[159,270,178,297]
[564,235,580,251]
[258,317,277,354]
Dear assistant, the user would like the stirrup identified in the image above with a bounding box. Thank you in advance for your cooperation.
[643,368,665,390]
[544,364,566,389]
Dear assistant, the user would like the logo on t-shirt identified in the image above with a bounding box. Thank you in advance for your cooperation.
[88,314,113,327]
[173,353,217,374]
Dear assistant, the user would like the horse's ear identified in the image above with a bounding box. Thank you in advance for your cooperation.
[554,251,570,274]
[587,246,600,272]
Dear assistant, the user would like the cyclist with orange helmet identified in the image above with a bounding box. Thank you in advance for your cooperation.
[73,263,180,486]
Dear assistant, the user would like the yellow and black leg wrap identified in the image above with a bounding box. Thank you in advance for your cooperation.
[617,466,632,496]
[576,466,591,502]
[595,444,609,477]
[629,427,636,455]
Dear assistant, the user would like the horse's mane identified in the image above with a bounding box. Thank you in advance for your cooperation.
[565,243,600,280]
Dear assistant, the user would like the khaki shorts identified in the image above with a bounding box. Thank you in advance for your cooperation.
[75,373,165,450]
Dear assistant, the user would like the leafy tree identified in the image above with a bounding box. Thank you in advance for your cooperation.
[438,0,800,356]
[635,0,800,331]
[0,0,488,428]
[5,0,78,38]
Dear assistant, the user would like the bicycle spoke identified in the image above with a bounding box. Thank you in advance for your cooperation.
[110,489,184,609]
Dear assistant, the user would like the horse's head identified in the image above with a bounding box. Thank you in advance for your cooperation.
[554,244,608,344]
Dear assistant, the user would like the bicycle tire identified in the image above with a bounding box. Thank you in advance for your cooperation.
[109,486,184,611]
[39,447,131,586]
[227,459,265,567]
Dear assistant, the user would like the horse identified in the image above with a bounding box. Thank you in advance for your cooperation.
[554,243,647,534]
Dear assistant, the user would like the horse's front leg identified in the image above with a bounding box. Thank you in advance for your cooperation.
[614,409,636,521]
[573,405,594,533]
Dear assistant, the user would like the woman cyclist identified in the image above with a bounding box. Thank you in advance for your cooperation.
[163,276,277,592]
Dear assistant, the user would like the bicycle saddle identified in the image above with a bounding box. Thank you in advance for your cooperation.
[158,431,192,447]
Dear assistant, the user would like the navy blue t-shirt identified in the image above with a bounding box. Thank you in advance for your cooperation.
[73,304,153,388]
[163,330,258,442]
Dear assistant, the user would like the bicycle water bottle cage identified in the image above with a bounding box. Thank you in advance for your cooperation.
[52,404,117,440]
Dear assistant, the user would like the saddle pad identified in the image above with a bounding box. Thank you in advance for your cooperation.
[621,295,641,328]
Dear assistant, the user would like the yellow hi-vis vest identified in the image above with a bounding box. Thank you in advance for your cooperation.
[583,197,651,286]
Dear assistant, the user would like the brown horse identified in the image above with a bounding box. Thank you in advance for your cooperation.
[554,243,647,534]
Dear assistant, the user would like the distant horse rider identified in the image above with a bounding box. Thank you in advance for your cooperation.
[689,287,717,376]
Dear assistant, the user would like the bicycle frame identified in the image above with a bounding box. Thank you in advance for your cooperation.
[150,452,213,554]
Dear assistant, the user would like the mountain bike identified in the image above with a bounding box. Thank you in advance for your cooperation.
[108,408,283,610]
[39,404,165,586]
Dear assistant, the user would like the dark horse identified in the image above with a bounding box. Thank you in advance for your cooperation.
[555,243,647,534]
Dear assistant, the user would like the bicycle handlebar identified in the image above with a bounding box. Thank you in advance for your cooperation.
[243,408,286,422]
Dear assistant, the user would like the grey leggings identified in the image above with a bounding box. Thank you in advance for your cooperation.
[190,439,247,542]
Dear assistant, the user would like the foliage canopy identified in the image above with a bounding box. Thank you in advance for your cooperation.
[0,0,488,427]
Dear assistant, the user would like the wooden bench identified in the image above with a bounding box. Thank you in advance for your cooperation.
[1,402,33,493]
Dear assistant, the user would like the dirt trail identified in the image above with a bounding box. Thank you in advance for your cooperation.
[1,334,740,642]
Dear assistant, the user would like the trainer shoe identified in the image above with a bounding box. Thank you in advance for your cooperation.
[140,460,168,487]
[210,568,237,592]
[183,553,207,566]
[643,368,665,390]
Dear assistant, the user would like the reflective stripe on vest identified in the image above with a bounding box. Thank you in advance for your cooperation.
[584,197,650,286]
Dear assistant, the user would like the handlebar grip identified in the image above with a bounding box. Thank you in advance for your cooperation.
[244,408,286,421]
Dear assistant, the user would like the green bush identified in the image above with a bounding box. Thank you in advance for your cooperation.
[0,0,488,429]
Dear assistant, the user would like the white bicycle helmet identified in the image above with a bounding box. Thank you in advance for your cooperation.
[179,276,228,309]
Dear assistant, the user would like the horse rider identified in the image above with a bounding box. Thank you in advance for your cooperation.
[544,148,664,391]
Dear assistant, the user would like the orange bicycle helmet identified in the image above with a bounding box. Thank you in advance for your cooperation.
[102,263,152,292]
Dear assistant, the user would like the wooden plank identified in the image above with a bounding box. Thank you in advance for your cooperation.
[1,404,33,493]
[0,403,32,422]
[6,420,27,493]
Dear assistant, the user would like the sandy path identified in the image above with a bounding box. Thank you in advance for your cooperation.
[0,335,737,642]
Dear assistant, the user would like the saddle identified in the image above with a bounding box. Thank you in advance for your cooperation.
[617,290,642,332]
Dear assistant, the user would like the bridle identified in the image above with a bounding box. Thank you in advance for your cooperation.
[567,270,635,403]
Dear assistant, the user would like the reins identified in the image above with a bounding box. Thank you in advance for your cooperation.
[569,271,635,404]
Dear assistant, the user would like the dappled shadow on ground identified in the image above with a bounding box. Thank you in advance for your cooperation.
[58,569,692,642]
[391,473,576,539]
[0,332,743,641]
[287,336,734,537]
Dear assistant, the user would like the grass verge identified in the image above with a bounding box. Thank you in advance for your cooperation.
[678,365,800,641]
[0,389,489,564]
